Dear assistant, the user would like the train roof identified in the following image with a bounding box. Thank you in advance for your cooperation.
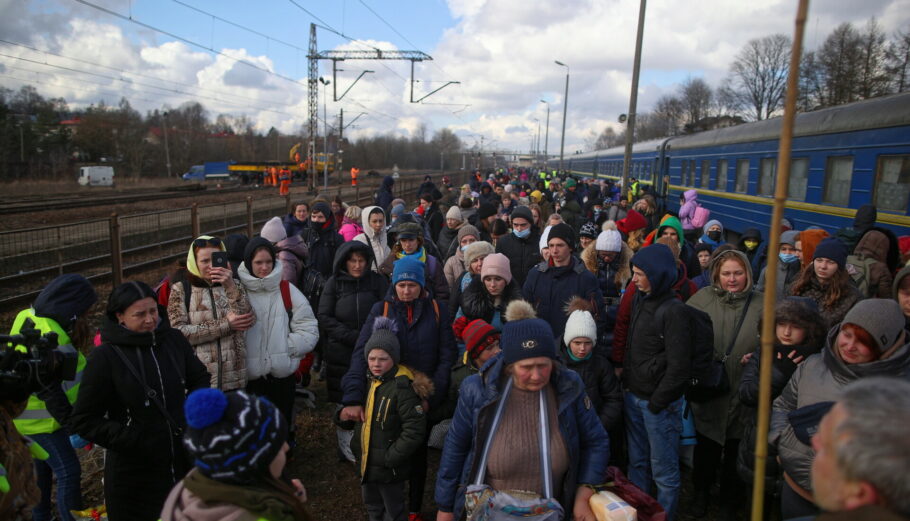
[667,91,910,150]
[564,138,666,161]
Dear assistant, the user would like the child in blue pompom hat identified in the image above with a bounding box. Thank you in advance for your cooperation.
[160,388,313,521]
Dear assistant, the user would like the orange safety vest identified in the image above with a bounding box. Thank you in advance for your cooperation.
[351,167,359,186]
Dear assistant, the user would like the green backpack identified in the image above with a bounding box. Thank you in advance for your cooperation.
[846,253,877,298]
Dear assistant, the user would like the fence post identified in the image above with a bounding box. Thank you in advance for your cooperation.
[285,194,292,215]
[247,197,254,237]
[191,203,200,238]
[110,213,123,287]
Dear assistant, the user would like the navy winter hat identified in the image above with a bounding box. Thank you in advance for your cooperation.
[547,223,576,249]
[813,237,848,269]
[510,206,533,224]
[392,255,425,288]
[312,201,332,219]
[183,389,286,484]
[500,300,556,365]
[33,274,98,331]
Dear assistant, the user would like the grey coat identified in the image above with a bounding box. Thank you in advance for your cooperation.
[770,328,910,491]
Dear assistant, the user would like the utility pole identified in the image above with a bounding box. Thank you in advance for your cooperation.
[555,61,570,172]
[162,111,172,177]
[540,100,550,167]
[337,108,344,186]
[621,0,647,199]
[320,77,330,190]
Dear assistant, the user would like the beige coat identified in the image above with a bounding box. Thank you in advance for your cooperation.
[168,280,253,390]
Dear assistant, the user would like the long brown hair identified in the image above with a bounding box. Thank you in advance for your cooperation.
[791,261,853,309]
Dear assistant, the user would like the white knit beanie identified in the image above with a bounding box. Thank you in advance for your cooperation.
[539,225,552,253]
[563,309,597,346]
[260,216,286,243]
[596,230,622,252]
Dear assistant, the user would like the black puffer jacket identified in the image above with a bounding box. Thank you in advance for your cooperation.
[70,313,210,521]
[318,242,389,403]
[495,230,542,288]
[423,203,443,244]
[302,220,344,278]
[560,343,622,431]
[458,277,523,325]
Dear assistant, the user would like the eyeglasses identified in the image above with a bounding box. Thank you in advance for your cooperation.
[193,237,223,248]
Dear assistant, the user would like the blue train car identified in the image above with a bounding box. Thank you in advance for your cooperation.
[557,92,910,239]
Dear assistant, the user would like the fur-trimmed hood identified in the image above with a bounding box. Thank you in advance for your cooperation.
[410,370,435,400]
[581,239,632,288]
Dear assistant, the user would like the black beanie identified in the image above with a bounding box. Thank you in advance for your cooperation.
[813,237,848,269]
[478,202,498,220]
[546,223,576,250]
[511,206,533,224]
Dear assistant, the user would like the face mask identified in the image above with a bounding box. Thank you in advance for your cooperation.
[707,230,722,241]
[513,228,530,239]
[744,239,759,251]
[461,245,469,252]
[779,253,798,264]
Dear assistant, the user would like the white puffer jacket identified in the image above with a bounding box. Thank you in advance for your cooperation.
[238,260,319,379]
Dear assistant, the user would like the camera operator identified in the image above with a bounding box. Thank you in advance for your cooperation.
[8,274,96,521]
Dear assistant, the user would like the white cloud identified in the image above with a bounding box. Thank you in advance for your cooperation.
[2,0,907,154]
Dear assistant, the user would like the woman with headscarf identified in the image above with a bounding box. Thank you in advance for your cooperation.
[71,281,210,521]
[354,205,391,273]
[686,250,764,519]
[237,237,319,434]
[168,235,255,390]
[442,225,480,291]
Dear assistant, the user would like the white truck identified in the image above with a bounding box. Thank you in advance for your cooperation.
[77,166,115,187]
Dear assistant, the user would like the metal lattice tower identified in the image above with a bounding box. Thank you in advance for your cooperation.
[307,23,319,191]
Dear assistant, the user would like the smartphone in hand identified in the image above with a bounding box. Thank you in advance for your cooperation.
[211,251,229,269]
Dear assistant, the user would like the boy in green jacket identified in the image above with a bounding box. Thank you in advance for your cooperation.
[342,316,431,521]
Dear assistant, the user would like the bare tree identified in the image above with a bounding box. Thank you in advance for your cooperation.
[653,94,685,135]
[885,27,910,93]
[679,78,713,125]
[727,34,791,120]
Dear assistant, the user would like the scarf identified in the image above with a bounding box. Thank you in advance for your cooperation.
[396,246,427,263]
[183,469,299,521]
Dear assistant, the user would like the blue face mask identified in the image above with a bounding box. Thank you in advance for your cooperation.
[513,228,530,239]
[779,252,798,264]
[461,245,469,252]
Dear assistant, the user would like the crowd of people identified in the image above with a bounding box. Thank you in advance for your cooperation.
[5,169,910,521]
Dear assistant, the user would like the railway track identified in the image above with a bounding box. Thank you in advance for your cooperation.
[0,183,255,215]
[0,171,462,313]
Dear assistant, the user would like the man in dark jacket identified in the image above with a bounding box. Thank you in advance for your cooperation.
[523,223,604,343]
[375,176,395,217]
[623,243,692,521]
[302,202,344,278]
[495,205,541,287]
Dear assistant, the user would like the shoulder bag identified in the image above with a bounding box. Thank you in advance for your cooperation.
[464,378,564,521]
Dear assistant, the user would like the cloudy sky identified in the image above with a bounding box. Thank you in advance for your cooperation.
[1,0,908,154]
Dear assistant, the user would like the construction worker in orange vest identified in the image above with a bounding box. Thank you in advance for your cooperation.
[279,167,291,195]
[351,167,359,186]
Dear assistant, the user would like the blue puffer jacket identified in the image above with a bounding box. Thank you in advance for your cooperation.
[341,294,456,409]
[434,355,610,518]
[523,257,604,342]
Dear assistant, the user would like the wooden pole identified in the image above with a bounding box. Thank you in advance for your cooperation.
[751,1,809,520]
[109,213,122,287]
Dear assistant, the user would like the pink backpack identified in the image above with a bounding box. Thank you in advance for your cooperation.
[690,204,710,229]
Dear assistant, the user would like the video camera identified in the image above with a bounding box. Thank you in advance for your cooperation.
[0,319,78,402]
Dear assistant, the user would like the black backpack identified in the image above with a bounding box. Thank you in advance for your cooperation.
[654,295,716,392]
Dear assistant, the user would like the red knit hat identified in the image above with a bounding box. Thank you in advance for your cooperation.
[463,319,500,360]
[616,209,648,235]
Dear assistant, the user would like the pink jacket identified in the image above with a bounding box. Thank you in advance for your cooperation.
[678,189,699,230]
[339,219,364,242]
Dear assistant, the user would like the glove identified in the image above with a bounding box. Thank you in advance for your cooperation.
[69,434,90,449]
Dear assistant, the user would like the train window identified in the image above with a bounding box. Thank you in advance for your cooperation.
[823,156,854,206]
[680,161,688,185]
[759,158,776,196]
[735,159,749,193]
[701,160,710,188]
[874,155,910,212]
[689,160,697,186]
[717,160,728,191]
[788,158,809,201]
